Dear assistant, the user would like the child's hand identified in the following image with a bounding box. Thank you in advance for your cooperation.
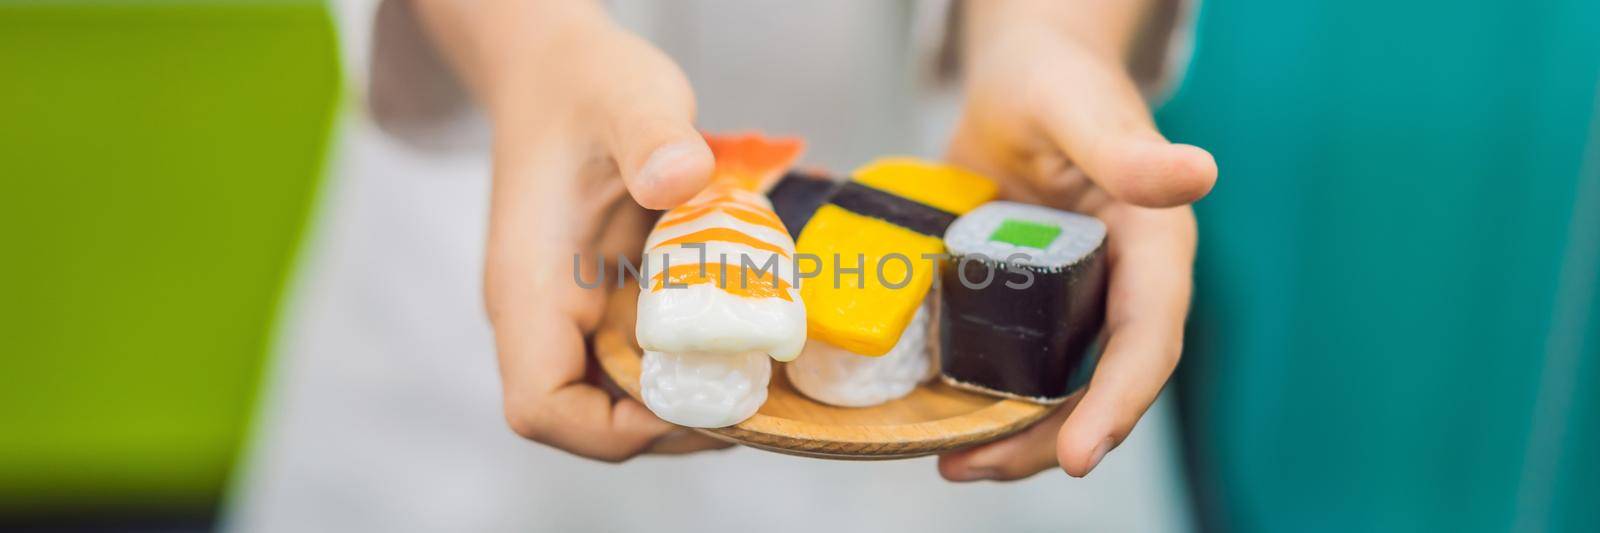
[417,1,725,460]
[937,0,1217,480]
[484,27,727,460]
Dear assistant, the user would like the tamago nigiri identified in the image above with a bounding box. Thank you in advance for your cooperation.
[772,160,996,407]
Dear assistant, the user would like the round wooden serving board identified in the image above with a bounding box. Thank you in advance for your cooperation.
[594,283,1054,460]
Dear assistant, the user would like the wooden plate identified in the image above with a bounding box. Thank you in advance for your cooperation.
[594,282,1054,460]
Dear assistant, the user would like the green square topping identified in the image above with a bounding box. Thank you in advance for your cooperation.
[988,218,1061,249]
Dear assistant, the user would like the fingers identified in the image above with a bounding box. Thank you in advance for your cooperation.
[1055,205,1195,476]
[938,393,1083,482]
[1030,44,1216,208]
[609,117,713,210]
[601,43,713,210]
[505,366,677,463]
[485,139,678,462]
[645,428,737,455]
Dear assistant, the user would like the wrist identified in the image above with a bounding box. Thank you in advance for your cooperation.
[964,0,1145,65]
[416,0,618,116]
[481,2,617,103]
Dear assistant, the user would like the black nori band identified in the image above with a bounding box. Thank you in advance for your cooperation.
[768,170,840,240]
[829,181,958,237]
[938,246,1108,402]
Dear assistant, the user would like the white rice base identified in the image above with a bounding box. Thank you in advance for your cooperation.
[786,301,934,408]
[640,350,771,428]
[943,201,1106,270]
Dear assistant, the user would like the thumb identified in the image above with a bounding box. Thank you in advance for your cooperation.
[1033,46,1217,208]
[605,84,713,210]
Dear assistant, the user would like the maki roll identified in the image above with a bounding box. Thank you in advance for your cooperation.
[937,202,1108,404]
[785,300,935,408]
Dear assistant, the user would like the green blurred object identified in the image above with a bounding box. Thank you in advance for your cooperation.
[0,2,339,518]
[1158,0,1600,531]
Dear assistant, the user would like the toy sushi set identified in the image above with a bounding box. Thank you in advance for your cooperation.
[600,132,1107,458]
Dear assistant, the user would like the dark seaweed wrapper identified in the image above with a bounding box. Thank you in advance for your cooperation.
[767,170,840,240]
[937,246,1108,403]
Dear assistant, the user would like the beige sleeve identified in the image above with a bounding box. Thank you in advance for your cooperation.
[331,0,483,149]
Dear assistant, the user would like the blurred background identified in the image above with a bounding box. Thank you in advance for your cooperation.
[1,1,1596,532]
[0,2,338,529]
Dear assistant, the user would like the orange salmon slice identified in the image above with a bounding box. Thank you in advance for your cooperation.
[649,263,794,301]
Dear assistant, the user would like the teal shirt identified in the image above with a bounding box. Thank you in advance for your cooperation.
[1156,1,1600,531]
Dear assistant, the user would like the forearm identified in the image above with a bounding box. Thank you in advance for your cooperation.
[964,0,1159,63]
[410,0,616,113]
